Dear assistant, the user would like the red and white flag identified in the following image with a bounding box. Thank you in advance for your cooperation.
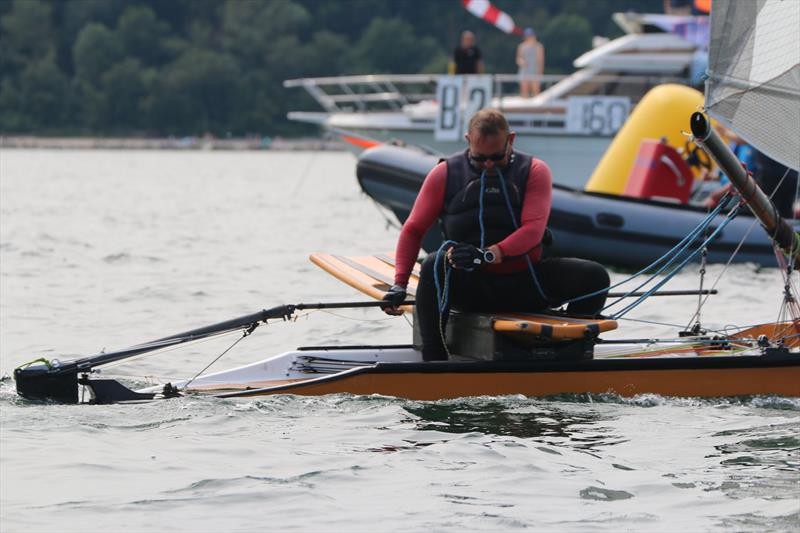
[462,0,522,35]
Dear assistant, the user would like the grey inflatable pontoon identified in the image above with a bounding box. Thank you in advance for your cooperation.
[356,144,795,270]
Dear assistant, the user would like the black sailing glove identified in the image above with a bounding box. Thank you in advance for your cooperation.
[449,243,494,271]
[380,284,407,313]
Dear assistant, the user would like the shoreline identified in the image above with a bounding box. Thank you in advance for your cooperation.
[0,135,347,151]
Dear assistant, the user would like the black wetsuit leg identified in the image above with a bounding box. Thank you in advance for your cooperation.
[415,254,478,361]
[415,255,609,360]
[415,254,516,360]
[453,257,609,315]
[415,254,447,360]
[533,257,610,315]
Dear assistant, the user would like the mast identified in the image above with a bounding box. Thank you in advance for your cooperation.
[690,112,800,269]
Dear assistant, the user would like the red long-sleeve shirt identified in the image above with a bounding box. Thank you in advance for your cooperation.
[394,157,553,286]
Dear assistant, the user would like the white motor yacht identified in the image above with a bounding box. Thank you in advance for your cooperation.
[284,12,706,187]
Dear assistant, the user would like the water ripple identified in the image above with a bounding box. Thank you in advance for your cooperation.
[579,486,635,501]
[2,151,799,532]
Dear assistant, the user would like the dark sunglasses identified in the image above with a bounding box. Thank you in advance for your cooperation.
[469,141,509,163]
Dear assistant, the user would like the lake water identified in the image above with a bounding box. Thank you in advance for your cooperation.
[1,149,798,532]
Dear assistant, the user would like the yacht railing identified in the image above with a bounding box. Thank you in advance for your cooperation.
[284,73,689,113]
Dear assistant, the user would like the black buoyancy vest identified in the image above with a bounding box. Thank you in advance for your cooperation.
[441,150,533,247]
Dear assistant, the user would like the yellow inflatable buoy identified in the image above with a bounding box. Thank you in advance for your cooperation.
[584,84,705,195]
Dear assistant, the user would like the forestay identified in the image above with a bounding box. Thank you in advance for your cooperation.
[704,0,800,171]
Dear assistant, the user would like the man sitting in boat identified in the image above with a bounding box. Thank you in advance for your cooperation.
[381,109,610,361]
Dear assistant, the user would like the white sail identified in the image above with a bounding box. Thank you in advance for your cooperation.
[705,0,800,171]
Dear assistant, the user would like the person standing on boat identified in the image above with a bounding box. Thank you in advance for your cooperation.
[450,31,484,74]
[516,27,544,97]
[381,109,610,361]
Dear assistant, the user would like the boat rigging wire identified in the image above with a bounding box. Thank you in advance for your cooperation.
[598,337,754,345]
[604,154,800,329]
[617,316,695,329]
[182,323,259,391]
[682,215,760,331]
[684,166,800,332]
[773,248,800,335]
[692,200,713,331]
[608,204,741,319]
[562,192,734,312]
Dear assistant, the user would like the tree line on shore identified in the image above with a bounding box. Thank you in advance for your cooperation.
[0,0,660,137]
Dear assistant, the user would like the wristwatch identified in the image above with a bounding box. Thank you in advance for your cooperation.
[482,249,496,264]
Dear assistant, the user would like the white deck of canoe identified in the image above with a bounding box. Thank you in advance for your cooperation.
[137,341,761,395]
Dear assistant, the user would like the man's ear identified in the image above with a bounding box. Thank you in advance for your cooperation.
[508,132,516,146]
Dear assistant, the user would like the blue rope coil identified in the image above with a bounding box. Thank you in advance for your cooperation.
[433,239,457,313]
